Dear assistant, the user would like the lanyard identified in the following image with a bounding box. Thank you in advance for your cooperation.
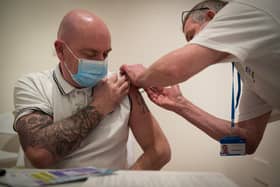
[231,62,241,128]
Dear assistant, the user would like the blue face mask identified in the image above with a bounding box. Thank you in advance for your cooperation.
[64,44,108,88]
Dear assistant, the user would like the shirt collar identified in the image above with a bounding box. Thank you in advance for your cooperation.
[53,64,76,95]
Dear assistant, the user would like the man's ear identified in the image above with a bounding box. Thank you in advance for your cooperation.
[54,40,65,62]
[205,10,215,21]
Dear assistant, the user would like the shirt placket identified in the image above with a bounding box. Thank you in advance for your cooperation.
[74,90,87,112]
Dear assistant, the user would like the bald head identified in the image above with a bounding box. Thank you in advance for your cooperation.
[54,9,112,87]
[57,9,110,45]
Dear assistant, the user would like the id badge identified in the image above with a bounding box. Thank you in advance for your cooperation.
[220,136,246,156]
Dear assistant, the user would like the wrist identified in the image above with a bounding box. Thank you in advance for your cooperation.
[86,104,105,120]
[136,71,147,88]
[173,97,190,114]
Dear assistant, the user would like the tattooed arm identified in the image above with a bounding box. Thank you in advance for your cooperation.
[17,106,102,168]
[128,86,171,170]
[16,74,129,168]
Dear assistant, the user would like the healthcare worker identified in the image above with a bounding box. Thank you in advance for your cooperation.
[121,0,280,154]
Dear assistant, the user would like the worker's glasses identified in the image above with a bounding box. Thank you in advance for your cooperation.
[181,7,209,26]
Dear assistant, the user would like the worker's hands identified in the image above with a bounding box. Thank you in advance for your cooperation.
[91,73,129,116]
[145,85,186,112]
[120,64,146,88]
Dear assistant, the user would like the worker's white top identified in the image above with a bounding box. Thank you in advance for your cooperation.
[13,65,131,169]
[190,0,280,122]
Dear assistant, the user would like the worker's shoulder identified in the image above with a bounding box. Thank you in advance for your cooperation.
[233,0,280,23]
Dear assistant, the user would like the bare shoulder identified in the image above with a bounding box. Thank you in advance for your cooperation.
[128,86,150,114]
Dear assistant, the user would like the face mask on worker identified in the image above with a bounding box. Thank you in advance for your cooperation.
[63,43,108,88]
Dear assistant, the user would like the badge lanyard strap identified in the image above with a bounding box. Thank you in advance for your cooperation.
[231,62,241,128]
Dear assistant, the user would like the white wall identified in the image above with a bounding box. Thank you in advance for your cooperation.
[0,0,279,186]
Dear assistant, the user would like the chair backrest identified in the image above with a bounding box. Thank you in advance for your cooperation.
[0,112,18,167]
[0,112,16,135]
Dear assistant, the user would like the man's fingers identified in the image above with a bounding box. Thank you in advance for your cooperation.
[107,73,118,83]
[150,86,164,95]
[150,87,158,93]
[120,64,127,72]
[146,88,159,101]
[146,88,155,95]
[120,70,127,76]
[117,75,128,87]
[119,81,130,93]
[102,76,108,82]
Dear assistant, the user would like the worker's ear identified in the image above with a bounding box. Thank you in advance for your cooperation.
[54,40,65,62]
[205,10,215,21]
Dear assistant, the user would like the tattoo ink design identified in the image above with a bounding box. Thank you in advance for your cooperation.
[17,106,103,160]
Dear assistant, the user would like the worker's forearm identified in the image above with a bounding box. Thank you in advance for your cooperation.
[173,97,271,154]
[173,98,234,141]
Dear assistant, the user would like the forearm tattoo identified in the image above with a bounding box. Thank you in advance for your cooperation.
[134,91,150,114]
[17,105,103,160]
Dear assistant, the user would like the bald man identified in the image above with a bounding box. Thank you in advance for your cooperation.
[13,9,170,169]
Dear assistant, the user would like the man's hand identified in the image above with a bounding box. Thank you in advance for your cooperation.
[145,85,186,112]
[120,64,146,88]
[91,73,130,116]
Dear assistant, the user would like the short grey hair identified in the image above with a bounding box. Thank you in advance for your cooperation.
[183,0,228,25]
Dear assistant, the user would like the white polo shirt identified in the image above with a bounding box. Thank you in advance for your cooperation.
[189,0,280,122]
[13,65,131,169]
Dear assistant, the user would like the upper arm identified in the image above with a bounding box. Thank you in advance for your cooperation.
[14,75,52,130]
[171,44,229,82]
[16,111,55,167]
[148,44,229,86]
[17,111,53,148]
[189,3,279,64]
[128,87,169,151]
[236,111,271,154]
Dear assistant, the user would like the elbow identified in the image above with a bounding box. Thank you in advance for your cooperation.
[155,143,172,168]
[246,141,259,155]
[245,135,263,155]
[25,147,55,168]
[162,145,172,165]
